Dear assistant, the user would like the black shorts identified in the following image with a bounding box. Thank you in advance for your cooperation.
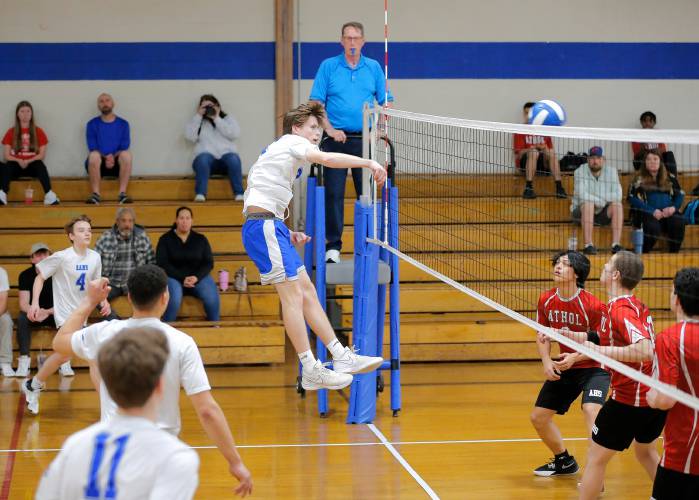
[652,465,699,500]
[535,367,610,415]
[517,151,549,174]
[591,398,667,451]
[571,204,613,226]
[84,154,122,178]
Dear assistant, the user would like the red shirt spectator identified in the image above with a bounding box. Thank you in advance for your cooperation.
[2,126,48,160]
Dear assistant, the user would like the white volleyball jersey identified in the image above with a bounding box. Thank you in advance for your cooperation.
[35,414,199,500]
[243,134,318,219]
[71,317,211,435]
[36,247,102,327]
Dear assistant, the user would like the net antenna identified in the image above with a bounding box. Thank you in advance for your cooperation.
[368,105,699,411]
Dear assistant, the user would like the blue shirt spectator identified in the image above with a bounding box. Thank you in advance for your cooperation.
[84,93,133,205]
[309,21,393,264]
[86,116,130,155]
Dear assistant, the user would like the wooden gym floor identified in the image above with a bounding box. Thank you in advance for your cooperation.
[0,356,658,499]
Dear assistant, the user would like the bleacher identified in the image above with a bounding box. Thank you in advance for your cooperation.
[3,171,698,365]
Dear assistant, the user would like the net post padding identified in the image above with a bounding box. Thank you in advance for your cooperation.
[347,201,381,424]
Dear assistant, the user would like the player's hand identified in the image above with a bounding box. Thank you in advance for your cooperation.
[86,278,111,307]
[369,160,387,187]
[28,303,40,322]
[290,231,311,245]
[99,300,111,317]
[536,332,549,344]
[327,128,346,143]
[552,352,576,372]
[229,461,253,497]
[36,308,50,322]
[543,360,561,381]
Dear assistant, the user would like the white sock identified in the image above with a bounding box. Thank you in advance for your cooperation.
[326,339,346,359]
[298,350,316,370]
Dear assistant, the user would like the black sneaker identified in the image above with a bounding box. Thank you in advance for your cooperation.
[86,193,100,204]
[523,185,536,199]
[583,244,597,255]
[118,192,133,204]
[611,244,623,254]
[555,184,568,199]
[534,455,579,477]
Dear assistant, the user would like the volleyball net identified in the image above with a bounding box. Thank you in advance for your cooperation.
[367,107,699,410]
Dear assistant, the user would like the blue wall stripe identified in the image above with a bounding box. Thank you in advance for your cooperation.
[0,41,697,80]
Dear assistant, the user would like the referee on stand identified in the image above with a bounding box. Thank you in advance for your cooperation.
[310,20,393,264]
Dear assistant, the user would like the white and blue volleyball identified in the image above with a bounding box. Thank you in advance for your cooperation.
[528,100,566,126]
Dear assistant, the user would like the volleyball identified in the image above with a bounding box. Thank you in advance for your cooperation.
[528,99,567,126]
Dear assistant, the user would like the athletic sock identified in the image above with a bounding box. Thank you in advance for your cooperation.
[555,450,570,461]
[298,350,316,370]
[326,339,346,359]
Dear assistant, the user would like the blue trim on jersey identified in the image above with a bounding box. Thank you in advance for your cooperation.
[242,219,304,285]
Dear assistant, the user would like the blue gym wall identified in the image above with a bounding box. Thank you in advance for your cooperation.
[1,0,697,175]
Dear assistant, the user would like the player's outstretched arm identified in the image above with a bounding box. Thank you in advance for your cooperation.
[647,388,677,410]
[188,391,253,497]
[306,150,386,186]
[52,278,110,356]
[584,338,653,363]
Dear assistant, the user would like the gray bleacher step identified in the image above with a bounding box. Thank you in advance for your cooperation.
[324,258,391,285]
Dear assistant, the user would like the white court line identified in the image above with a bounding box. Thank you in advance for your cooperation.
[0,436,590,454]
[368,423,440,500]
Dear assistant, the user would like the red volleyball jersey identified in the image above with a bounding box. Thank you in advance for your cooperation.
[655,320,699,475]
[513,133,553,156]
[536,288,606,369]
[631,141,667,156]
[604,295,655,407]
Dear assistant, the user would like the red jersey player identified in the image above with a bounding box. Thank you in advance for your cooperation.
[531,251,609,477]
[579,251,667,500]
[647,267,699,500]
[513,102,566,200]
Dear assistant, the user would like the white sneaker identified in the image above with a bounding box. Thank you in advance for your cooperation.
[301,360,353,391]
[21,379,43,415]
[234,194,244,201]
[15,356,30,378]
[59,361,75,377]
[194,194,206,202]
[1,363,15,377]
[333,346,384,374]
[0,190,6,205]
[43,190,60,205]
[325,249,341,264]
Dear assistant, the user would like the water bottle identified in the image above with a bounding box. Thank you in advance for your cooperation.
[632,228,644,254]
[218,270,229,292]
[567,235,577,251]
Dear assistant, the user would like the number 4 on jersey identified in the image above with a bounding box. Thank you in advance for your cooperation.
[76,272,86,291]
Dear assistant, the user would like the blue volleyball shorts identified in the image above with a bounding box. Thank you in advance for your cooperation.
[242,218,305,285]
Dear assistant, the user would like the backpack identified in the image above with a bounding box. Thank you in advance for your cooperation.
[559,151,588,172]
[684,199,699,225]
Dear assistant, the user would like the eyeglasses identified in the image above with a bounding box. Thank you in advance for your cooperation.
[343,36,364,42]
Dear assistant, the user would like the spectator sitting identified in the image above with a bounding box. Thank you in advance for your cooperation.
[628,150,686,253]
[95,207,156,313]
[156,206,220,322]
[631,111,678,177]
[0,266,13,377]
[514,102,566,200]
[0,101,60,206]
[16,243,55,377]
[85,93,133,205]
[185,94,243,202]
[571,146,624,255]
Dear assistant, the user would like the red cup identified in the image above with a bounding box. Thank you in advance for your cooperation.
[24,187,34,204]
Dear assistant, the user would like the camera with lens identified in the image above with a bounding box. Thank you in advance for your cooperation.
[204,105,216,118]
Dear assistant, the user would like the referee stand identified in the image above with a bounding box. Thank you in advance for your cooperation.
[298,125,401,422]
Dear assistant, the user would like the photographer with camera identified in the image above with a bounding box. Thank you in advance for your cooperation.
[184,94,243,202]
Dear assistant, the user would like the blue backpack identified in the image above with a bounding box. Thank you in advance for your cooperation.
[685,199,699,225]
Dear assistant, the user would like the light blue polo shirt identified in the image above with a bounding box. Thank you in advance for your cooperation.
[310,53,394,132]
